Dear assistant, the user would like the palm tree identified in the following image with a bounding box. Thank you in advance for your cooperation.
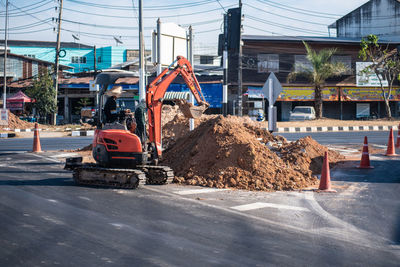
[288,41,347,119]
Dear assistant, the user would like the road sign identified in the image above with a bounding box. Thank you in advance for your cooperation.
[0,109,8,126]
[89,80,99,92]
[262,72,283,104]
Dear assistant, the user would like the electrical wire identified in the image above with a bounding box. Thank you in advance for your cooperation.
[0,7,54,18]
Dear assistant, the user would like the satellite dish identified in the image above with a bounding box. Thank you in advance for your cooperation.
[72,34,80,41]
[114,36,123,46]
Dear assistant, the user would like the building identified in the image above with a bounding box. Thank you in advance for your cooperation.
[228,35,400,120]
[329,0,400,41]
[0,40,126,73]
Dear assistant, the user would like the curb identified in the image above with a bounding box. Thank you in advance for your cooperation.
[0,133,16,138]
[276,125,399,133]
[71,130,95,137]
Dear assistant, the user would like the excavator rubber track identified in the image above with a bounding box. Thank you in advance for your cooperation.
[72,163,146,189]
[70,163,174,189]
[138,165,175,185]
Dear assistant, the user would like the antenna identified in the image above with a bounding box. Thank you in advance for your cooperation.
[114,36,123,46]
[72,34,80,42]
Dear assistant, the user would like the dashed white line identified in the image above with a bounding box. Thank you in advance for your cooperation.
[231,202,309,212]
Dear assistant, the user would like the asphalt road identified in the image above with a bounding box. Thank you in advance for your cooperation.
[0,137,93,152]
[0,150,399,266]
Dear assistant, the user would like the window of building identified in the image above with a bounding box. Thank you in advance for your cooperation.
[294,55,313,72]
[24,54,35,58]
[257,54,279,73]
[200,55,214,65]
[97,56,102,63]
[331,55,352,74]
[71,56,87,64]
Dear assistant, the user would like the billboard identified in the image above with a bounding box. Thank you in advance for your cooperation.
[356,62,388,87]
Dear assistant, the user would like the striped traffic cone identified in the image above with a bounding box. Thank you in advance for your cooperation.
[32,123,42,152]
[357,136,374,169]
[318,151,337,192]
[385,128,397,156]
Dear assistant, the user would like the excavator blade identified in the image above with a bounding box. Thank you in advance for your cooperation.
[175,99,208,119]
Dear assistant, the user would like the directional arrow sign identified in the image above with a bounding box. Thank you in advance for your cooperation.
[262,72,283,104]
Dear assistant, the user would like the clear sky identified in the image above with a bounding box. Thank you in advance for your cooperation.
[0,0,369,54]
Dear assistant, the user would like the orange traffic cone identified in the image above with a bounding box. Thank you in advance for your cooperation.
[358,136,374,169]
[318,151,336,192]
[396,124,400,148]
[385,128,397,156]
[32,123,42,152]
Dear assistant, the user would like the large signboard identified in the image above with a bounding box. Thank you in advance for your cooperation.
[277,87,339,101]
[152,22,187,67]
[356,62,388,87]
[341,87,400,101]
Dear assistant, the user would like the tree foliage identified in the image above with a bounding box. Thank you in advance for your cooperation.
[26,69,56,122]
[288,41,347,118]
[359,34,400,118]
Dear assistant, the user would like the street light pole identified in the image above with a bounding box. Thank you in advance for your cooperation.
[138,0,145,102]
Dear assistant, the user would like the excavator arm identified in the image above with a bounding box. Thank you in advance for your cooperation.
[146,56,209,158]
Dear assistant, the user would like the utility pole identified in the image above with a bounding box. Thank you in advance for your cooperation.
[93,45,97,75]
[53,0,63,125]
[237,0,243,116]
[156,18,162,76]
[188,26,194,131]
[222,13,228,116]
[138,0,145,102]
[3,0,9,110]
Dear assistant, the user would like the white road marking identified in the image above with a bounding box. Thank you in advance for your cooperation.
[30,153,62,163]
[174,188,229,195]
[41,216,64,225]
[109,223,124,229]
[231,202,309,212]
[78,196,92,201]
[47,199,58,203]
[51,153,79,158]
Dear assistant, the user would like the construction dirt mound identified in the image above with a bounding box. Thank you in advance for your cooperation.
[1,112,36,130]
[162,115,344,191]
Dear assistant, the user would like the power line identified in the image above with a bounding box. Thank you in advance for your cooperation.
[0,0,52,15]
[246,15,328,35]
[245,3,328,26]
[215,0,226,13]
[259,0,341,17]
[65,0,217,11]
[254,0,339,19]
[0,7,54,18]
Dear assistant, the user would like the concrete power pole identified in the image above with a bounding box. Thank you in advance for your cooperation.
[138,0,145,102]
[222,13,228,116]
[3,0,8,110]
[188,26,194,131]
[53,0,63,125]
[237,0,243,116]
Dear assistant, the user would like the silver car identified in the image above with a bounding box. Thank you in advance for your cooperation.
[289,106,316,121]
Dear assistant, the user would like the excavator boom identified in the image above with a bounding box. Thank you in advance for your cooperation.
[146,56,209,157]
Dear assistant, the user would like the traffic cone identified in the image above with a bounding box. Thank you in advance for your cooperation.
[396,124,400,148]
[357,136,374,169]
[32,123,42,152]
[318,151,336,192]
[385,128,397,156]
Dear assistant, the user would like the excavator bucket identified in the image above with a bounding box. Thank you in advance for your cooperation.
[175,99,208,119]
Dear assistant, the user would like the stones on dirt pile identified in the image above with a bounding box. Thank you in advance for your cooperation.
[1,112,36,130]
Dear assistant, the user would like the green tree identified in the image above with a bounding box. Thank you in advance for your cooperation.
[359,34,400,119]
[26,69,56,124]
[288,41,347,119]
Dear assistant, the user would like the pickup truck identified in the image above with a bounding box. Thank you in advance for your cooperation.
[289,106,316,121]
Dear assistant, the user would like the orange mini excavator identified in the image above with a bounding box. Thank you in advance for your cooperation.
[65,56,209,188]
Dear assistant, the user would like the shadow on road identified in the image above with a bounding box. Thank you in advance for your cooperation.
[331,160,400,183]
[0,178,75,186]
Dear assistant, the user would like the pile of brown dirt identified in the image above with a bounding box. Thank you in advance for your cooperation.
[279,136,345,175]
[1,112,36,130]
[162,115,330,191]
[161,104,182,127]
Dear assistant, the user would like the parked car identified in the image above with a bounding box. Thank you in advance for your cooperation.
[289,106,316,121]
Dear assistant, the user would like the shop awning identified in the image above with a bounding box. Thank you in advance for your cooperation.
[6,91,33,103]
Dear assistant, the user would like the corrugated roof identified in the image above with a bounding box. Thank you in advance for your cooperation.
[0,40,93,49]
[242,35,400,44]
